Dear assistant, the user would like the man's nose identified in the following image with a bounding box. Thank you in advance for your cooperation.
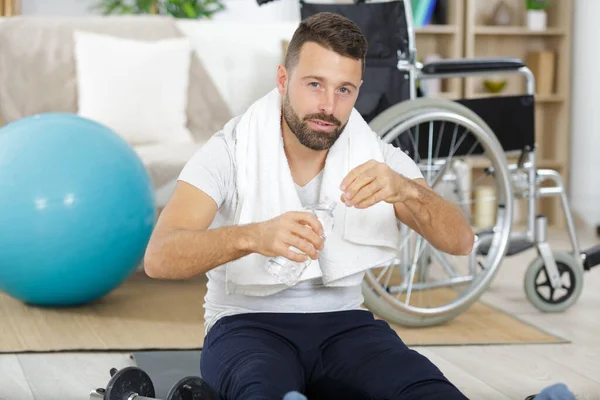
[318,90,335,116]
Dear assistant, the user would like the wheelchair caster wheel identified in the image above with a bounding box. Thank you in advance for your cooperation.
[524,251,584,312]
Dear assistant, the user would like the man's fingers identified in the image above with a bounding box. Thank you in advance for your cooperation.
[344,173,376,201]
[340,160,378,191]
[290,223,324,251]
[286,233,318,260]
[276,243,308,263]
[348,180,380,206]
[355,188,387,209]
[289,211,323,236]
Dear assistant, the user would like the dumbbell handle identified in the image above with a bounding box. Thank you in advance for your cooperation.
[89,389,165,400]
[90,390,105,399]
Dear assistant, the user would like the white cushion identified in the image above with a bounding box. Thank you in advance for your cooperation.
[135,141,204,167]
[134,141,206,189]
[73,30,194,145]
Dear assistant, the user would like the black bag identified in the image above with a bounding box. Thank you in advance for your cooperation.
[299,0,411,122]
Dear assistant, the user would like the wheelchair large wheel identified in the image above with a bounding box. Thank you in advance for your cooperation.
[362,97,513,327]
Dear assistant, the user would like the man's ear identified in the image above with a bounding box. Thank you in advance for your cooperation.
[276,65,288,96]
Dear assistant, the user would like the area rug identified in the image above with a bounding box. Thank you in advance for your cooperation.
[0,272,565,353]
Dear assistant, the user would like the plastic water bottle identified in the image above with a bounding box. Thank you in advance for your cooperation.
[264,197,337,286]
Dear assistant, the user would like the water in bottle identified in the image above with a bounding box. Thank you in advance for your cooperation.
[264,197,337,286]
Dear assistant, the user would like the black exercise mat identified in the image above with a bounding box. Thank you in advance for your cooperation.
[131,350,203,399]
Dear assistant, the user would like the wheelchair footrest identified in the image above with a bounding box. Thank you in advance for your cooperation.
[477,232,534,256]
[582,244,600,271]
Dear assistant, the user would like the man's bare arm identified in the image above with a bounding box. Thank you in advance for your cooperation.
[144,181,325,280]
[392,178,474,256]
[143,182,257,279]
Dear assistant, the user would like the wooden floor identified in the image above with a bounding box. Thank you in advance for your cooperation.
[2,228,600,400]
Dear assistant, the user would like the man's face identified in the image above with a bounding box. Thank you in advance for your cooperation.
[277,42,362,151]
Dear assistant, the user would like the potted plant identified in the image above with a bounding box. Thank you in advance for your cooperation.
[525,0,550,31]
[94,0,225,19]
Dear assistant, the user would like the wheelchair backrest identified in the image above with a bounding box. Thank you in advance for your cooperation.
[300,0,411,63]
[299,0,413,122]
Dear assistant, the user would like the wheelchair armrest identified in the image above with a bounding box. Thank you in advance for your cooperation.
[421,57,526,76]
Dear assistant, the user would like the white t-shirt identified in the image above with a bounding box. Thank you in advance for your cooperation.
[177,125,423,332]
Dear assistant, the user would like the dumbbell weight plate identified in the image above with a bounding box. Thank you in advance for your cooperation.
[166,376,217,400]
[105,367,156,400]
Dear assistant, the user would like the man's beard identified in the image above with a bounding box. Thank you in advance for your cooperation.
[282,93,347,151]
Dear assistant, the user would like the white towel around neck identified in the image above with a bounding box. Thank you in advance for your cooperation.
[224,88,401,296]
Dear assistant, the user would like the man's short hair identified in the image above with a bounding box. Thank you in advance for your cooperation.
[284,12,368,74]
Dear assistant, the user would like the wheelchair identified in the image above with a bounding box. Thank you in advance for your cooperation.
[294,0,600,327]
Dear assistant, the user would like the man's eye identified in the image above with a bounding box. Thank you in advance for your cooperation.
[310,82,320,88]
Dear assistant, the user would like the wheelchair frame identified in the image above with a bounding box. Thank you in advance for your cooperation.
[399,0,590,286]
[397,0,600,317]
[406,0,599,263]
[276,0,600,320]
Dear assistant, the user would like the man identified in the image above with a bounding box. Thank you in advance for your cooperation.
[144,12,474,400]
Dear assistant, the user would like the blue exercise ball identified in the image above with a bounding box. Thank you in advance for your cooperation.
[0,113,156,306]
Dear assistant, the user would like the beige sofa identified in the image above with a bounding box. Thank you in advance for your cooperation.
[0,15,232,207]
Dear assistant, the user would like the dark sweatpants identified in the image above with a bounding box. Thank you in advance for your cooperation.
[200,310,468,400]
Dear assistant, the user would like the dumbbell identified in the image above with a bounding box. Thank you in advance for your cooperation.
[90,366,217,400]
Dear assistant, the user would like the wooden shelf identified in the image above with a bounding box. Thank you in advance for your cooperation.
[533,94,564,103]
[414,0,464,97]
[466,157,563,170]
[537,159,564,169]
[466,93,565,103]
[408,0,572,228]
[416,25,460,35]
[474,26,567,36]
[462,0,573,228]
[428,91,460,100]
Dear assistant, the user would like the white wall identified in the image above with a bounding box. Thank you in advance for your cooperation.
[570,0,600,227]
